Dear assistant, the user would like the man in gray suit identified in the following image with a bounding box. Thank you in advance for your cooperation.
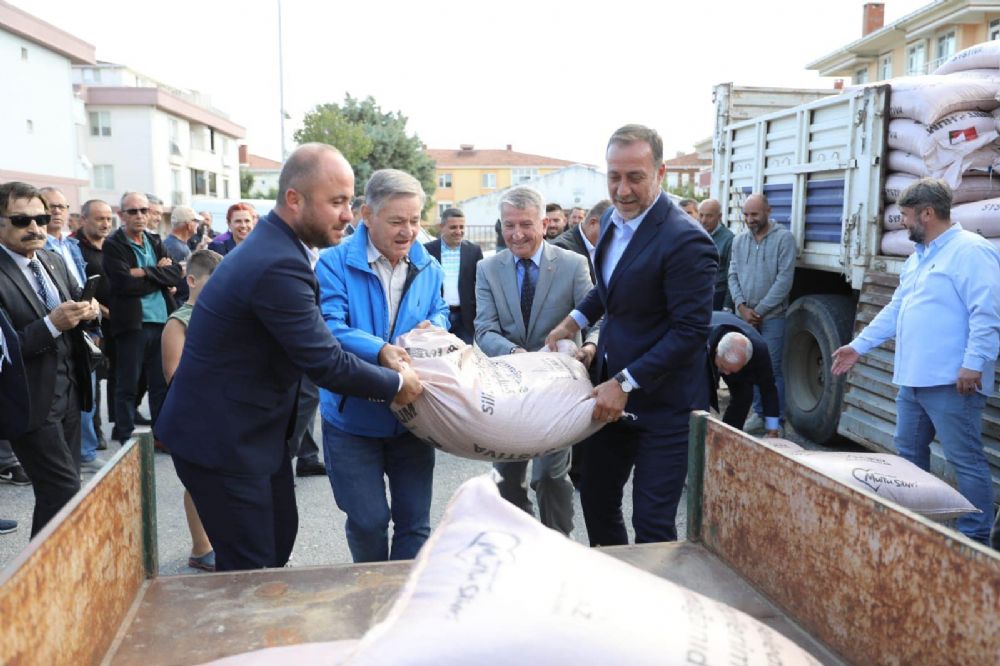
[475,186,598,535]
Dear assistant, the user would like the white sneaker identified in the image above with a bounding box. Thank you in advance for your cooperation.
[80,457,108,475]
[743,413,765,434]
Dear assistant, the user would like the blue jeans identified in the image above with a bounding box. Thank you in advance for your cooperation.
[753,316,785,420]
[894,385,995,545]
[81,371,98,462]
[322,422,435,563]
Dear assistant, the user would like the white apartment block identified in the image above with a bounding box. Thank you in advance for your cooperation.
[0,0,94,208]
[74,62,246,209]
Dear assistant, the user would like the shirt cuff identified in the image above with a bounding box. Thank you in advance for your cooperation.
[764,416,781,431]
[961,354,986,373]
[43,315,61,339]
[622,368,640,389]
[849,339,874,356]
[570,309,589,330]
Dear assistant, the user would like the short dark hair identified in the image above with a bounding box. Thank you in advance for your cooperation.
[607,124,664,165]
[898,178,952,220]
[586,199,612,222]
[186,249,223,279]
[679,198,697,209]
[545,203,563,214]
[439,208,465,224]
[570,206,585,215]
[0,182,46,216]
[81,199,110,218]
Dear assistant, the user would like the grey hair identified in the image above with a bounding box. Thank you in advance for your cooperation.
[364,169,426,215]
[171,205,199,226]
[39,186,64,198]
[607,124,663,165]
[119,191,148,210]
[717,332,752,366]
[498,186,545,219]
[898,178,952,220]
[145,193,163,205]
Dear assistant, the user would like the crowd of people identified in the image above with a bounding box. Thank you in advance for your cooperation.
[1,122,997,563]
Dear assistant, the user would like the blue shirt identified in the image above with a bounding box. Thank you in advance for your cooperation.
[128,235,168,324]
[515,243,544,295]
[851,225,1000,394]
[440,242,462,306]
[46,234,85,288]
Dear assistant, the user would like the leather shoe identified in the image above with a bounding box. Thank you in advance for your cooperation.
[296,459,326,477]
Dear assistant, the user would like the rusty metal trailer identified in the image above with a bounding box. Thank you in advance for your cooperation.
[2,425,998,665]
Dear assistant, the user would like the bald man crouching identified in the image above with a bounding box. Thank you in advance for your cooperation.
[706,311,781,437]
[157,143,423,571]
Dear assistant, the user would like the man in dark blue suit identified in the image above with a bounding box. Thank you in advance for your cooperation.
[157,144,424,571]
[547,125,718,546]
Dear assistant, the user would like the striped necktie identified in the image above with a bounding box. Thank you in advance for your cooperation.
[28,259,58,312]
[519,258,535,328]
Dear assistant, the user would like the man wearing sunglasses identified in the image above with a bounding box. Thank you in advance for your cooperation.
[0,182,99,535]
[103,192,181,446]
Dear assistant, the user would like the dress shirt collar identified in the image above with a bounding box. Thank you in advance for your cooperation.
[366,234,409,267]
[579,225,596,254]
[516,243,544,268]
[915,223,960,258]
[608,195,659,233]
[0,242,36,268]
[299,240,319,269]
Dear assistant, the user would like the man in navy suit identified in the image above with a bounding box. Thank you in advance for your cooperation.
[158,144,424,571]
[424,208,483,344]
[546,125,718,546]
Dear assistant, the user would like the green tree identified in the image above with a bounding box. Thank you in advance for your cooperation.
[294,95,437,213]
[239,168,255,198]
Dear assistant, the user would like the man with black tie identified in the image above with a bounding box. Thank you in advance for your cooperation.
[0,182,98,536]
[425,208,483,344]
[546,125,718,546]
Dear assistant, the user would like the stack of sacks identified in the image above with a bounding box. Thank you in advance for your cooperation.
[880,41,1000,256]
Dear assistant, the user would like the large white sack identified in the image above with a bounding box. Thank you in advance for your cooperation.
[952,197,1000,237]
[758,437,804,453]
[883,172,918,202]
[791,451,978,520]
[934,40,1000,75]
[883,204,904,231]
[391,327,603,461]
[201,640,358,665]
[346,475,821,666]
[887,144,1000,188]
[880,229,915,256]
[887,112,997,169]
[888,75,1000,124]
[947,68,1000,81]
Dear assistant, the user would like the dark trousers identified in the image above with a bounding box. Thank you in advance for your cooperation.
[112,324,167,442]
[722,377,754,429]
[173,453,298,571]
[713,290,728,311]
[448,309,473,344]
[11,377,81,537]
[287,377,320,463]
[580,421,689,546]
[104,333,117,423]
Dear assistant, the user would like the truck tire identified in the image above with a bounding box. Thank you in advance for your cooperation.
[782,294,855,444]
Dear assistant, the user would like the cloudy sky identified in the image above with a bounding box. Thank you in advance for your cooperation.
[26,0,928,167]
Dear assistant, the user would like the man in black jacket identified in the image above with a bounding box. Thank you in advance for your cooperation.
[706,311,781,436]
[424,208,483,344]
[551,200,609,283]
[0,182,98,535]
[103,192,181,445]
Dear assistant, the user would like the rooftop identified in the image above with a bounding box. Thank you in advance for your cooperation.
[426,145,580,168]
[0,0,95,64]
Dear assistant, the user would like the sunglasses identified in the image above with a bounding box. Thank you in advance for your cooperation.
[3,214,51,228]
[123,207,150,216]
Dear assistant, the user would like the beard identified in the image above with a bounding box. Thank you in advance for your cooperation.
[907,221,925,244]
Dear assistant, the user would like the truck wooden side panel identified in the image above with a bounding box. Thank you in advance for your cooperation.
[688,412,1000,666]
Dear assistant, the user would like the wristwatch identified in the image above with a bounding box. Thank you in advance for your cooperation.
[614,371,635,393]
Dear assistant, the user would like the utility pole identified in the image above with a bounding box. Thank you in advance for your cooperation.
[277,0,287,160]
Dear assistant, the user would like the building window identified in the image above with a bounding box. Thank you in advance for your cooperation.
[481,173,497,189]
[935,31,956,69]
[991,18,1000,41]
[906,41,926,76]
[89,111,111,137]
[208,172,218,197]
[82,67,102,83]
[437,201,452,218]
[438,173,452,188]
[191,169,207,196]
[171,169,184,205]
[209,128,217,154]
[854,67,869,85]
[92,165,114,190]
[20,47,27,61]
[169,118,181,156]
[223,177,231,199]
[25,119,33,134]
[879,53,892,80]
[511,168,538,184]
[190,125,206,151]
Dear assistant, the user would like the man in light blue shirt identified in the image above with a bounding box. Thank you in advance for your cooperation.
[833,178,1000,545]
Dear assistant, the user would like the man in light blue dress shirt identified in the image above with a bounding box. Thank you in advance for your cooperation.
[833,178,1000,545]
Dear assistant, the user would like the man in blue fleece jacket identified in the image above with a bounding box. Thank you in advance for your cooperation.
[316,169,449,563]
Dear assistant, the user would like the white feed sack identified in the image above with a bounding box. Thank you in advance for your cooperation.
[883,172,918,203]
[391,327,603,461]
[934,40,1000,75]
[791,451,978,520]
[951,197,1000,237]
[883,204,904,231]
[888,75,1000,125]
[880,229,915,257]
[887,112,998,169]
[884,172,1000,205]
[346,476,821,666]
[201,641,358,665]
[886,144,1000,189]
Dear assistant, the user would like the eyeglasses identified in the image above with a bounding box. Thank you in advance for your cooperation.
[47,204,69,212]
[123,207,150,216]
[2,214,52,228]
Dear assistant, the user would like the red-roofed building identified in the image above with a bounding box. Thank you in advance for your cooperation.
[239,146,282,197]
[662,151,711,198]
[425,144,583,222]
